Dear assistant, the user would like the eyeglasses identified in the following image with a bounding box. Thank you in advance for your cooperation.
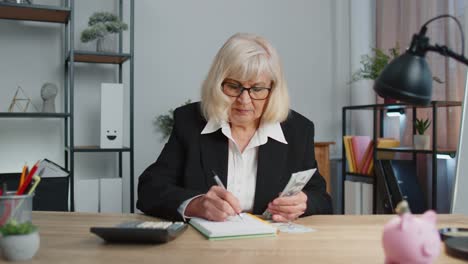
[221,81,272,100]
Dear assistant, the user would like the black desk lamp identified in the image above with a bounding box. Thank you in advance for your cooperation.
[373,14,468,105]
[374,14,468,260]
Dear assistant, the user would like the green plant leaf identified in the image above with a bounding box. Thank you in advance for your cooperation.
[415,118,431,135]
[154,100,192,141]
[350,43,441,85]
[432,76,444,84]
[0,221,37,236]
[80,12,128,43]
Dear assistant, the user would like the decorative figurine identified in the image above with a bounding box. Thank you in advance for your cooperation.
[40,83,58,113]
[8,86,39,113]
[382,201,441,264]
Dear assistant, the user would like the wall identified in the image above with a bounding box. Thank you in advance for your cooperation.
[134,0,352,211]
[1,0,357,212]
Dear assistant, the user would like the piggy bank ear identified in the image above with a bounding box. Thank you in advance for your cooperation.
[421,210,437,225]
[400,213,413,231]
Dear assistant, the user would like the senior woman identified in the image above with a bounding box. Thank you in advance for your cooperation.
[137,33,332,222]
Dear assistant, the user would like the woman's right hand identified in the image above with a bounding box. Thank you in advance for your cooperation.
[185,186,242,221]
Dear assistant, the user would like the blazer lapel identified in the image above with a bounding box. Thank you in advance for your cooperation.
[199,130,228,189]
[253,139,289,213]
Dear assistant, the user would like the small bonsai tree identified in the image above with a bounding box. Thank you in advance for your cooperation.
[0,221,37,237]
[80,12,128,51]
[415,118,431,135]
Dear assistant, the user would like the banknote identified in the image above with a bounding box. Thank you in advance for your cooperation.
[271,222,316,233]
[262,168,316,219]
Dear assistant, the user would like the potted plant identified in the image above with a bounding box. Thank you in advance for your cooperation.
[414,118,431,150]
[80,12,128,52]
[0,221,40,261]
[155,100,192,140]
[351,45,401,84]
[351,45,443,103]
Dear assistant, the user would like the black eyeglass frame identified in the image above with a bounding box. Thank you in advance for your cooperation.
[221,81,272,100]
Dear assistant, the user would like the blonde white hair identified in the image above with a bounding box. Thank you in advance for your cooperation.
[201,33,290,123]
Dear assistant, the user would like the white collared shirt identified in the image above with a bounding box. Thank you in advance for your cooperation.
[177,119,287,218]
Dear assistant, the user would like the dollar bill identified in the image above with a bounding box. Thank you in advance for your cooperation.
[271,222,316,233]
[262,168,316,219]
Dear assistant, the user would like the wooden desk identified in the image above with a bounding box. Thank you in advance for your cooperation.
[5,212,466,263]
[315,141,335,193]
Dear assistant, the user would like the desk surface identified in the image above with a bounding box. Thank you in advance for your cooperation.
[3,212,467,264]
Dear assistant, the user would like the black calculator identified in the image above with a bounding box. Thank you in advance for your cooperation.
[90,221,187,244]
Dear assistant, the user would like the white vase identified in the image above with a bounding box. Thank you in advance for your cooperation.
[413,134,430,150]
[96,35,116,52]
[0,231,40,261]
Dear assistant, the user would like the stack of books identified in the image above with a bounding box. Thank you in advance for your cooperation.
[343,136,400,175]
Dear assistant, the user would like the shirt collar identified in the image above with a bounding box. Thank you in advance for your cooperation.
[201,119,288,145]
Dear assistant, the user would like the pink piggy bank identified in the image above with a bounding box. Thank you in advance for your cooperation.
[382,210,441,264]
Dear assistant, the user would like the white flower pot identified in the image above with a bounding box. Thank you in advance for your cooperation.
[414,134,430,150]
[96,35,116,52]
[0,231,40,261]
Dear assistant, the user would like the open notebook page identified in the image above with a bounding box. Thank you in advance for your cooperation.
[189,213,277,240]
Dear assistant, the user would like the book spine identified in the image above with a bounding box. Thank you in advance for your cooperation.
[351,136,371,173]
[343,136,355,172]
[360,141,374,174]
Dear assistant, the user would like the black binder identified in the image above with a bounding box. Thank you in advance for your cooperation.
[0,172,69,211]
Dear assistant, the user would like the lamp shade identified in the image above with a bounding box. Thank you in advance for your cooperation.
[373,52,433,105]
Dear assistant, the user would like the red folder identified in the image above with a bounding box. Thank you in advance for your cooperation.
[351,136,372,173]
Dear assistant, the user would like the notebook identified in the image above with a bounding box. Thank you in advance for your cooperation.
[189,213,277,240]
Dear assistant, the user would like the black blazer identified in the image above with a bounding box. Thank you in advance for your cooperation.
[137,102,332,221]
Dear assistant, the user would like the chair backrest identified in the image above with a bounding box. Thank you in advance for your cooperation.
[374,160,427,214]
[388,160,427,214]
[0,173,69,211]
[374,160,394,214]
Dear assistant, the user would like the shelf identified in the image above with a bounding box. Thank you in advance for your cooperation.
[343,101,462,111]
[69,146,132,152]
[377,147,457,155]
[0,2,70,24]
[0,112,69,118]
[345,173,374,184]
[67,51,131,64]
[342,101,463,213]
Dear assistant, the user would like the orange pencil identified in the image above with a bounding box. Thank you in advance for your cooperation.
[17,161,39,195]
[19,164,27,189]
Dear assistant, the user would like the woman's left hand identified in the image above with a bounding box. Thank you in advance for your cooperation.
[267,191,308,222]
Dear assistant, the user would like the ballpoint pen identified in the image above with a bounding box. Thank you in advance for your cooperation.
[211,170,244,221]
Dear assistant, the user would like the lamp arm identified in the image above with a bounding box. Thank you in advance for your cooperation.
[426,44,468,66]
[420,14,465,56]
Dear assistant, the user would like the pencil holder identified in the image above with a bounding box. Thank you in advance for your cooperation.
[0,192,33,226]
[0,193,39,261]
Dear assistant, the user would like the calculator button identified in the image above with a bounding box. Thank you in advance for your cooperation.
[137,221,172,229]
[169,222,186,231]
